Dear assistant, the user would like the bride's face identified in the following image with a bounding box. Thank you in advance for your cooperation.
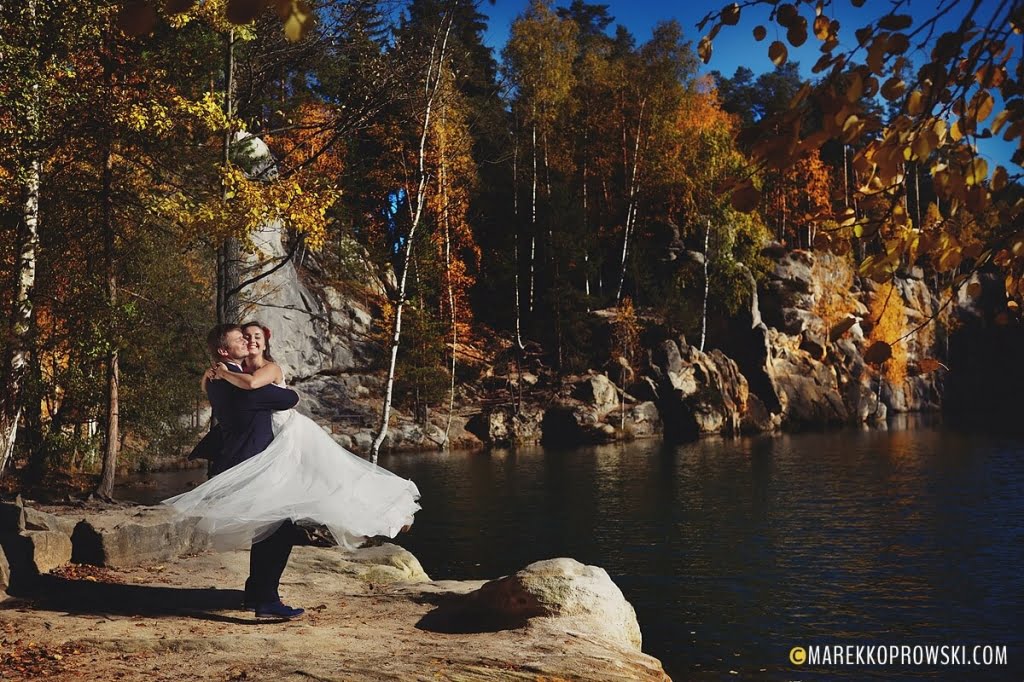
[243,326,266,357]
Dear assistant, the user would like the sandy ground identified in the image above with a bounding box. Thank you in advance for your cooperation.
[0,546,670,681]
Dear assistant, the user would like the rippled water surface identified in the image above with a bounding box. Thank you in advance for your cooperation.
[121,422,1024,680]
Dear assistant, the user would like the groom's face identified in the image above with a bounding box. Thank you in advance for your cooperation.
[217,329,250,363]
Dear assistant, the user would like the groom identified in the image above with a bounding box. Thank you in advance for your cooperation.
[205,323,304,619]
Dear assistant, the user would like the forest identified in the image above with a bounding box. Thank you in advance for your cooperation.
[2,0,1022,496]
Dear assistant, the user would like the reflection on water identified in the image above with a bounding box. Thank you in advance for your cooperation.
[119,421,1024,680]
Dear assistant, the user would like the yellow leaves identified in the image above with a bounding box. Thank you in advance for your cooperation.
[950,119,964,141]
[907,90,925,116]
[991,108,1012,136]
[965,157,988,186]
[967,90,995,123]
[282,1,314,42]
[992,165,1009,191]
[813,15,830,40]
[975,64,1006,88]
[769,41,788,66]
[118,102,175,135]
[867,281,908,383]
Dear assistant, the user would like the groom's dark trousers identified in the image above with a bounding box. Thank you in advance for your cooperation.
[206,365,300,603]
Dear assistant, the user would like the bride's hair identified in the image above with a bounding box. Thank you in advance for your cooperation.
[240,320,275,362]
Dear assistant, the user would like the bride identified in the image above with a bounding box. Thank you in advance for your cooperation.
[164,320,420,551]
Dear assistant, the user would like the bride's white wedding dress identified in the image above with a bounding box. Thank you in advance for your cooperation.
[164,382,420,551]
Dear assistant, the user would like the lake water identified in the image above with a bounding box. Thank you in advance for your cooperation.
[119,420,1024,680]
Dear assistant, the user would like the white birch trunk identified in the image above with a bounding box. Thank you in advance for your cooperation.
[440,108,456,449]
[512,128,524,350]
[616,98,646,303]
[583,148,590,309]
[218,30,241,324]
[528,120,537,314]
[372,14,453,463]
[699,219,711,352]
[1,0,40,477]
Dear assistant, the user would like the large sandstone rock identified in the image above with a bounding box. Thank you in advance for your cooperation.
[0,529,73,588]
[271,544,430,586]
[647,338,749,439]
[760,249,817,333]
[628,401,662,438]
[768,329,849,427]
[241,222,377,382]
[573,373,619,411]
[0,497,26,533]
[466,405,545,447]
[470,558,643,651]
[69,506,211,568]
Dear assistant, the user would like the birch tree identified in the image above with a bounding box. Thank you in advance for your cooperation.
[0,0,44,476]
[502,0,577,315]
[371,10,454,463]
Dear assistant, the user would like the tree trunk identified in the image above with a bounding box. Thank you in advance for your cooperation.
[372,13,453,463]
[218,30,241,323]
[616,98,645,303]
[440,108,456,449]
[842,143,849,209]
[512,126,524,350]
[0,0,41,477]
[699,219,711,352]
[96,112,120,499]
[528,119,537,314]
[582,142,590,310]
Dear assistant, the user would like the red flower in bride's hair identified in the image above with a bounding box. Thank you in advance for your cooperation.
[263,327,271,340]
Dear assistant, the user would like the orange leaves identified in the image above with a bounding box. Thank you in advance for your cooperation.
[867,281,908,384]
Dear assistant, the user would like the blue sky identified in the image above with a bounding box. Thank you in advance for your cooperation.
[477,0,1016,170]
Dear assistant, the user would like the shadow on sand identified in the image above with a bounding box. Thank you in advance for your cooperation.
[0,576,290,625]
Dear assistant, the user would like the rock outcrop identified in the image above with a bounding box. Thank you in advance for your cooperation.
[0,498,215,589]
[468,557,643,651]
[0,500,669,681]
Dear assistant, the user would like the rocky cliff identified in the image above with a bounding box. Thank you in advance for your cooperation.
[218,218,954,455]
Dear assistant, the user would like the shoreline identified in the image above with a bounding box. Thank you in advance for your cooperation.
[0,500,671,681]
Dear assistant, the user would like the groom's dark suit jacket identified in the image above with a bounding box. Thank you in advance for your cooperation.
[201,363,300,477]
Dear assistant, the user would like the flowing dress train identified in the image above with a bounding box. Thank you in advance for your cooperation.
[164,407,420,551]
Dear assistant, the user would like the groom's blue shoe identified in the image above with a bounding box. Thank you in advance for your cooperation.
[254,600,305,619]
